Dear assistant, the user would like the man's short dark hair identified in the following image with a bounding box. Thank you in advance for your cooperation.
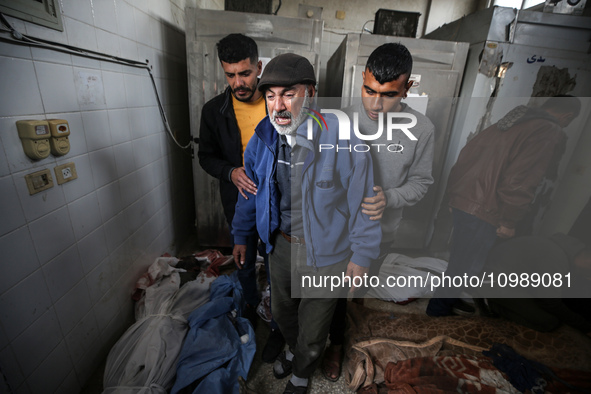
[216,33,258,64]
[365,42,413,84]
[541,94,581,118]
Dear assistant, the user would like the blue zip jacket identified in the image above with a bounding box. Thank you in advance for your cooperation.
[232,111,381,269]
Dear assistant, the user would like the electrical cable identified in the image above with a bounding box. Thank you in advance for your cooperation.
[0,12,191,151]
[273,0,282,15]
[361,20,374,34]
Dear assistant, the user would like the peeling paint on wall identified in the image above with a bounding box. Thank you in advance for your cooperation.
[530,66,577,98]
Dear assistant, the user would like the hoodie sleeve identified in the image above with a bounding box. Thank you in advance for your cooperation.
[384,123,435,209]
[346,149,383,267]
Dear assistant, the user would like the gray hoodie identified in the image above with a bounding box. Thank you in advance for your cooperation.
[346,101,435,243]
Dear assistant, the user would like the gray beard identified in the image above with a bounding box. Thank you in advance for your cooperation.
[270,90,310,136]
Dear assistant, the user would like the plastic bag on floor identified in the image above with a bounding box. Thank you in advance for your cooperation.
[102,257,215,394]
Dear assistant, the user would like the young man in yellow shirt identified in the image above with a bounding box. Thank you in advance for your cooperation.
[198,33,285,363]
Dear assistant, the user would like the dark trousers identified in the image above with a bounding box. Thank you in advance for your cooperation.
[427,209,498,316]
[228,221,262,308]
[269,235,347,378]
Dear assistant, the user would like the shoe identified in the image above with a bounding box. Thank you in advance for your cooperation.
[273,351,293,379]
[262,329,285,363]
[321,344,342,382]
[283,381,307,394]
[451,300,476,316]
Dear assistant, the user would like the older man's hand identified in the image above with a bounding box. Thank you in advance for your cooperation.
[345,261,369,293]
[232,244,247,269]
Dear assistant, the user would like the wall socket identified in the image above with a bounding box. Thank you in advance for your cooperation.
[54,162,77,185]
[25,169,53,195]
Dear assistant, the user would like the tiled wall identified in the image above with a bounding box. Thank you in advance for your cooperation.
[0,1,194,392]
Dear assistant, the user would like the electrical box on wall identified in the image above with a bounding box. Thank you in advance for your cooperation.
[54,162,77,184]
[16,120,51,160]
[24,168,53,195]
[47,119,70,156]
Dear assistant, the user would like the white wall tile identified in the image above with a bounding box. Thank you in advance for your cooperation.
[125,199,148,232]
[42,245,84,302]
[0,269,51,342]
[0,176,26,237]
[137,163,156,196]
[0,227,40,294]
[0,345,25,391]
[64,17,98,53]
[116,1,137,40]
[71,55,102,70]
[124,73,144,109]
[13,168,67,223]
[89,147,118,188]
[82,110,112,151]
[119,171,142,207]
[0,57,44,117]
[93,1,118,34]
[132,135,153,169]
[108,109,131,144]
[61,0,94,25]
[30,47,72,65]
[141,74,158,107]
[0,39,31,60]
[149,17,162,51]
[68,328,104,387]
[96,29,122,58]
[68,192,102,240]
[35,61,79,114]
[98,305,127,350]
[49,112,87,158]
[86,257,114,304]
[128,107,148,139]
[144,106,162,136]
[96,180,123,222]
[134,9,152,47]
[0,136,9,177]
[93,289,120,333]
[59,154,95,203]
[28,206,75,264]
[119,37,139,63]
[104,74,129,110]
[74,68,107,111]
[27,340,73,394]
[113,141,136,177]
[11,308,63,377]
[78,227,109,274]
[54,279,92,335]
[56,370,81,394]
[104,212,131,253]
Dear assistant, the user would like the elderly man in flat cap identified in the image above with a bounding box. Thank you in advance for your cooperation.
[232,53,381,393]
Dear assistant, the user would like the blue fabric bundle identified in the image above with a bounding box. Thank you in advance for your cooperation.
[171,273,256,394]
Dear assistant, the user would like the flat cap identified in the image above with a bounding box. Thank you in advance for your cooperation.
[258,53,316,92]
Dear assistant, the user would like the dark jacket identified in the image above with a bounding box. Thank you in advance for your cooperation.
[447,106,566,229]
[232,112,382,269]
[197,87,244,224]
